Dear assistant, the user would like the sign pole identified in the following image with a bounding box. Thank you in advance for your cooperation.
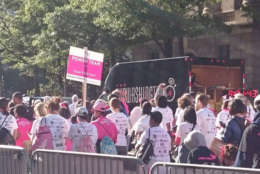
[82,47,88,108]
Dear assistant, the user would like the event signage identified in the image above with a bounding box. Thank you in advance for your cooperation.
[66,46,104,86]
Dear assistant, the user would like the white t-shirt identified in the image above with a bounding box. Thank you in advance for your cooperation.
[175,108,184,126]
[69,103,77,117]
[152,107,173,131]
[176,122,198,144]
[0,112,18,135]
[30,118,42,144]
[107,112,129,146]
[247,105,255,122]
[68,122,98,151]
[215,109,230,139]
[137,126,171,162]
[196,108,216,147]
[132,114,150,134]
[44,114,69,150]
[130,106,142,128]
[216,110,230,128]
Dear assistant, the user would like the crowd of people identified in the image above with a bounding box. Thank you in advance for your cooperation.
[0,89,260,173]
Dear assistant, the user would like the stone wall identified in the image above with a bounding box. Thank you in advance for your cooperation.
[183,27,260,89]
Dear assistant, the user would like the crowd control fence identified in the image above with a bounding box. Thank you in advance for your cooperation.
[31,149,143,174]
[150,162,260,174]
[0,145,29,174]
[2,146,260,174]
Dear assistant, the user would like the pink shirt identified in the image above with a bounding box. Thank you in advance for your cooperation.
[16,117,33,147]
[92,116,118,143]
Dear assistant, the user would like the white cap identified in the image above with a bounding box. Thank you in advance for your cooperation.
[72,94,78,103]
[254,95,260,108]
[234,93,247,104]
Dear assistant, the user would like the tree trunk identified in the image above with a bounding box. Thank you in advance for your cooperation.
[162,38,173,58]
[178,36,184,56]
[64,78,67,97]
[34,68,40,96]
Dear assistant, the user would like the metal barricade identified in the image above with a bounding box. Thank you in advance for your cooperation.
[150,162,260,174]
[31,149,143,174]
[0,145,28,174]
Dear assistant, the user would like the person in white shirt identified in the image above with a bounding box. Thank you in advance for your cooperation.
[68,107,97,152]
[69,94,78,117]
[136,111,171,173]
[107,97,129,155]
[195,94,216,148]
[32,97,69,151]
[175,93,194,127]
[30,102,46,144]
[132,102,152,140]
[175,106,198,146]
[129,99,148,129]
[0,97,18,137]
[152,96,173,133]
[215,100,231,138]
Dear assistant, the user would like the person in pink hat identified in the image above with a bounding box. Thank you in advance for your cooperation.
[91,100,118,153]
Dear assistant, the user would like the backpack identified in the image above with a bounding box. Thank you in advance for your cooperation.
[136,128,154,164]
[96,122,118,155]
[32,118,53,151]
[78,125,95,153]
[100,136,118,155]
[0,115,15,145]
[78,135,95,153]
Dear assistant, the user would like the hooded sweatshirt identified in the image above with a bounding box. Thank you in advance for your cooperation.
[234,112,260,168]
[176,130,206,163]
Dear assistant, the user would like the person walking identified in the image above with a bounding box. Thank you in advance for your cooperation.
[132,102,152,140]
[107,98,129,155]
[14,104,33,148]
[234,95,260,168]
[32,98,69,151]
[130,99,148,129]
[69,107,97,152]
[221,99,247,147]
[195,94,216,147]
[136,111,171,172]
[69,94,78,117]
[91,100,118,153]
[30,102,46,145]
[175,106,197,146]
[0,97,17,144]
[152,96,173,133]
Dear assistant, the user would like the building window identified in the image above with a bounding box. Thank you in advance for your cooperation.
[221,0,235,12]
[218,45,230,59]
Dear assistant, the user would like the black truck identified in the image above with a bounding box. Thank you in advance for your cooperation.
[103,56,245,111]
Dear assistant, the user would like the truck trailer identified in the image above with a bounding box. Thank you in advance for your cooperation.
[103,57,245,112]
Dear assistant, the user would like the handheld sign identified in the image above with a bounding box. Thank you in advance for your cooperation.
[66,46,104,86]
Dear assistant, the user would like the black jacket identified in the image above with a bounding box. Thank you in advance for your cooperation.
[234,112,260,168]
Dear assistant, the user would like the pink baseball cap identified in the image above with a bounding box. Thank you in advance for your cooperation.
[93,99,108,112]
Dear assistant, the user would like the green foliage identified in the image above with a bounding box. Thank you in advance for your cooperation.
[241,4,260,24]
[91,0,228,57]
[0,0,228,97]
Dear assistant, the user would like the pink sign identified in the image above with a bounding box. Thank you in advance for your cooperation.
[66,46,104,86]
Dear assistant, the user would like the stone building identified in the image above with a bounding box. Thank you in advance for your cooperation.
[131,0,260,89]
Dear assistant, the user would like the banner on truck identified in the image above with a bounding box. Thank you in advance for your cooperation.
[66,46,104,86]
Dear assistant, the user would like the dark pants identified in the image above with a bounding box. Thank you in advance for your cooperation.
[116,146,128,155]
